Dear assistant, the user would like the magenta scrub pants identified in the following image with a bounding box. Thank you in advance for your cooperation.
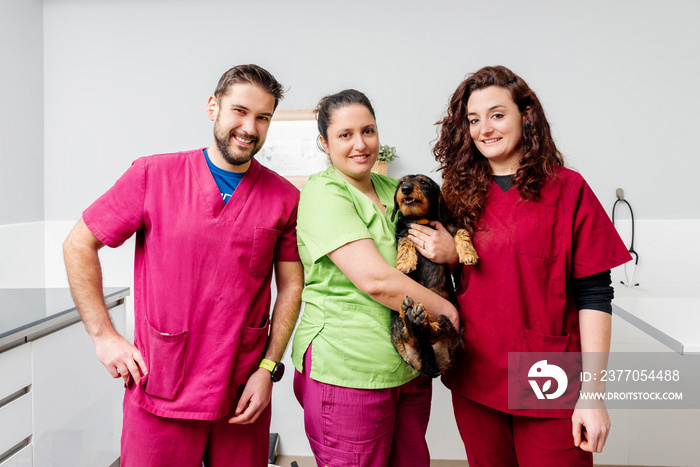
[294,345,432,467]
[120,388,271,467]
[452,393,593,467]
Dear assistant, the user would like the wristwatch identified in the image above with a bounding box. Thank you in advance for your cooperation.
[259,358,285,382]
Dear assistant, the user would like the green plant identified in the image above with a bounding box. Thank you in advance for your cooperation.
[377,144,398,162]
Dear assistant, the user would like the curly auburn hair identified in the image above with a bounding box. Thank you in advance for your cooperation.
[433,66,564,230]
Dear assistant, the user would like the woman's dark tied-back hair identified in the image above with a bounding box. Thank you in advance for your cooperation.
[433,65,564,230]
[315,89,376,140]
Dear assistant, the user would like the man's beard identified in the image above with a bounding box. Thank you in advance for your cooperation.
[213,123,263,166]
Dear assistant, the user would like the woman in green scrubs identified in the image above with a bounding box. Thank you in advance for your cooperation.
[291,89,459,467]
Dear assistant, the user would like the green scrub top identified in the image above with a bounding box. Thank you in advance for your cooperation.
[291,166,417,389]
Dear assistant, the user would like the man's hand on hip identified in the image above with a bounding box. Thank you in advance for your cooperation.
[94,331,148,386]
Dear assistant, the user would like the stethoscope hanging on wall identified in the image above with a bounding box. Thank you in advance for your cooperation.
[612,188,639,287]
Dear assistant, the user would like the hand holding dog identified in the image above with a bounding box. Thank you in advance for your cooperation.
[438,302,460,330]
[409,221,460,268]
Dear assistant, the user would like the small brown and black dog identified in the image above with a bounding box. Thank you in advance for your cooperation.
[390,174,478,378]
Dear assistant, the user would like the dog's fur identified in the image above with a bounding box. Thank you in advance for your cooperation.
[390,174,478,378]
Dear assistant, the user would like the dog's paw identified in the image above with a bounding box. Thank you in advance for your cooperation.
[454,229,479,266]
[400,295,414,311]
[393,299,422,372]
[404,299,429,327]
[396,237,418,273]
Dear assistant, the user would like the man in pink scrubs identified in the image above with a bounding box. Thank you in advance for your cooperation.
[63,64,303,466]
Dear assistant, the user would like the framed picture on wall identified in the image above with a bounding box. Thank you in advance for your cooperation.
[257,109,327,189]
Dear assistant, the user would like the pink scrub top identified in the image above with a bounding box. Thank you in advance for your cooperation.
[83,149,300,420]
[442,167,631,418]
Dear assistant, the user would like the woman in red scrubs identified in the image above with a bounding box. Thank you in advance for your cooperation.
[407,66,631,466]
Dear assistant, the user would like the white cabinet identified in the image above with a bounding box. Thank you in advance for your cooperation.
[0,288,127,467]
[0,343,31,399]
[0,445,32,467]
[31,304,125,467]
[0,344,32,463]
[0,395,32,460]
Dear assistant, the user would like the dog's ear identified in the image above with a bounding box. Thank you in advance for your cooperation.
[391,180,402,222]
[425,177,441,221]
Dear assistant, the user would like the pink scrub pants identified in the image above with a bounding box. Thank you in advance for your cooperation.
[294,345,432,467]
[120,388,271,467]
[452,393,593,467]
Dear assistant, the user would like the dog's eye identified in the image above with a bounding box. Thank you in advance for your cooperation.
[420,180,428,185]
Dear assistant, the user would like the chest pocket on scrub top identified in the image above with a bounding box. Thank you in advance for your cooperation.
[249,226,281,277]
[512,204,563,260]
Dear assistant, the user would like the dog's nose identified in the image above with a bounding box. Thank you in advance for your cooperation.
[401,184,413,195]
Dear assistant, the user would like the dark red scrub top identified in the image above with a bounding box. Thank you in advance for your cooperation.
[442,167,631,418]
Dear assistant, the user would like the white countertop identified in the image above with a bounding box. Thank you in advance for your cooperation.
[612,282,700,354]
[0,287,129,352]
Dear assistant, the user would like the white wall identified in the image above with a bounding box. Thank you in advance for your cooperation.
[611,219,700,286]
[0,0,45,286]
[0,0,44,225]
[0,223,45,287]
[2,0,699,461]
[0,0,44,287]
[42,0,700,222]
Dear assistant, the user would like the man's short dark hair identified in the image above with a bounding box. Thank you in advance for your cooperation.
[214,64,285,110]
